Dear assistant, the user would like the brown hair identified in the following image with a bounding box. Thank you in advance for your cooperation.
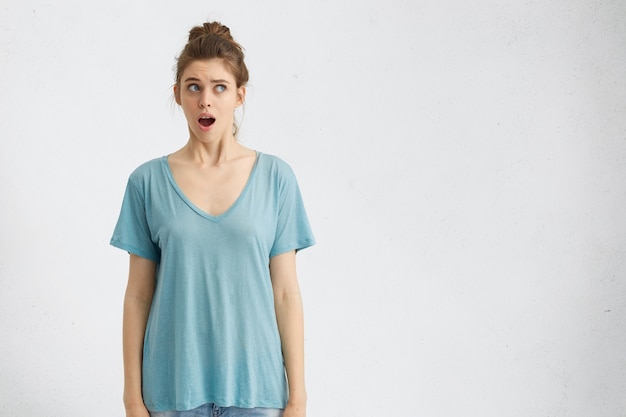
[176,22,249,89]
[175,22,249,136]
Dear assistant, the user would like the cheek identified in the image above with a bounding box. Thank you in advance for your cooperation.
[180,95,197,110]
[180,101,198,121]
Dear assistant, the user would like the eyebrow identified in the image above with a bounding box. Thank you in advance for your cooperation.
[183,77,231,84]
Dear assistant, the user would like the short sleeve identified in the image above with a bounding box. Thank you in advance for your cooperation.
[110,178,160,263]
[269,165,316,258]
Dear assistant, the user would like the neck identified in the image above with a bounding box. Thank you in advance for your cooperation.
[182,131,242,166]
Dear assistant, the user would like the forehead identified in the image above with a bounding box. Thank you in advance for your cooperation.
[181,59,236,82]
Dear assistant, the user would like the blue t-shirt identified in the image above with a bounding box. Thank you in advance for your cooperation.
[110,152,315,412]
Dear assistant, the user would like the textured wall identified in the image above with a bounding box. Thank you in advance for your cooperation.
[1,1,625,416]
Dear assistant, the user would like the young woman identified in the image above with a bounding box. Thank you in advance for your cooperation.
[111,22,315,417]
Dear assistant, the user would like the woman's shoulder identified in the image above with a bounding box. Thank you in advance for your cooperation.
[126,156,168,187]
[128,156,166,177]
[258,152,296,176]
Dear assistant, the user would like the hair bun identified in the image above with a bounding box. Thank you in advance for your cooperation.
[188,21,234,43]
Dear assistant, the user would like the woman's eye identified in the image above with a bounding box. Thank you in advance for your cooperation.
[215,85,226,93]
[188,84,200,92]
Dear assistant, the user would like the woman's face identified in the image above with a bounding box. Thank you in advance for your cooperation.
[175,58,245,143]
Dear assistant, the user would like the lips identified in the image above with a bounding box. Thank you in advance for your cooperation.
[197,112,216,131]
[199,117,216,127]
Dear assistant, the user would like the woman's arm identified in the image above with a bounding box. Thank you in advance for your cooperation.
[122,254,156,417]
[270,250,307,417]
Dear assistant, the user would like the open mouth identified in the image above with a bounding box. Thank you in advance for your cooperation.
[199,117,216,127]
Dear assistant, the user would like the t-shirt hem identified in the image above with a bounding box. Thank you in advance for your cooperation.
[110,238,159,263]
[270,238,316,258]
[146,399,287,413]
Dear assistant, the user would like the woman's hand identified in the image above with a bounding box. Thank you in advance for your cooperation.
[283,400,306,417]
[270,251,307,417]
[125,403,150,417]
[123,255,156,417]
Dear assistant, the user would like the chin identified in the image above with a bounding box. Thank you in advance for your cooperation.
[192,130,225,143]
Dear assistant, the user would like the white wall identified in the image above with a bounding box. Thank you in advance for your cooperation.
[1,0,625,416]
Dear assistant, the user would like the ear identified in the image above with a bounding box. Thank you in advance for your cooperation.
[236,86,246,107]
[173,84,181,105]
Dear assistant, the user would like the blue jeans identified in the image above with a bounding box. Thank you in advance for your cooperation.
[149,403,284,417]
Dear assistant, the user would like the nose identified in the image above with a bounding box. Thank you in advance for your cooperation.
[199,92,211,109]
